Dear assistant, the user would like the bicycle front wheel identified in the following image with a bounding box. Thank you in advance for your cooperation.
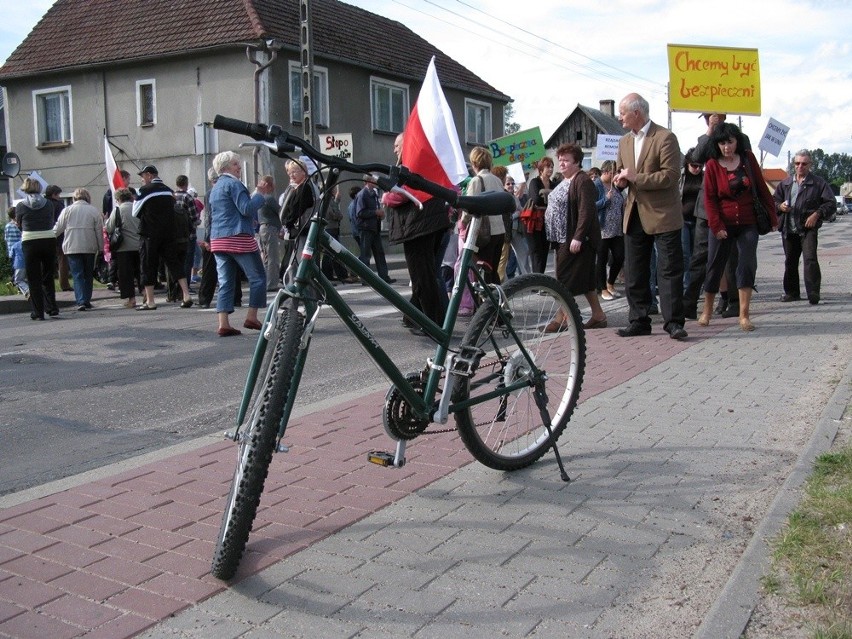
[211,301,303,580]
[454,273,585,471]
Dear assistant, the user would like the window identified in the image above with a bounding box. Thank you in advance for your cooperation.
[465,99,492,146]
[289,62,329,127]
[136,79,156,126]
[33,86,72,146]
[370,78,408,133]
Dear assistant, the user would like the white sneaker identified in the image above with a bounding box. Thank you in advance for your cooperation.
[601,290,614,301]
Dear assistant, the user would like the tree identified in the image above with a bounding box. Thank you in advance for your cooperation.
[790,149,852,188]
[504,103,521,135]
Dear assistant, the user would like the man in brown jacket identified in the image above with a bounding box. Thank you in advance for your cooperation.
[614,93,687,340]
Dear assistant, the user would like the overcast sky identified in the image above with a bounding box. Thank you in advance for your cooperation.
[4,0,851,169]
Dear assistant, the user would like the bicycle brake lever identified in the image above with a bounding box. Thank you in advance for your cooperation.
[390,186,423,210]
[239,140,299,156]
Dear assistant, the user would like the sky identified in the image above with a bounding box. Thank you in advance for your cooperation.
[3,0,851,170]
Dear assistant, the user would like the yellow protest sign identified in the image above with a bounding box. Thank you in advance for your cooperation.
[667,44,761,115]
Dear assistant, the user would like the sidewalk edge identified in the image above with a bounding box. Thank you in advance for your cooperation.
[694,360,852,639]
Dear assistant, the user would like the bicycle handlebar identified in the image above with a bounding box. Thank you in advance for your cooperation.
[213,114,515,217]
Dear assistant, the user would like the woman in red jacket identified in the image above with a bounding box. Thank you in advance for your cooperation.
[700,123,777,331]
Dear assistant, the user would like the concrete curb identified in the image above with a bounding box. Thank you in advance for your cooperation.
[694,360,852,639]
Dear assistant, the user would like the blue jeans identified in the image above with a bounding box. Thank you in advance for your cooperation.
[67,253,95,306]
[214,250,266,313]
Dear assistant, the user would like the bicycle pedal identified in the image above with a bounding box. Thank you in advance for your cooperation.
[367,451,403,467]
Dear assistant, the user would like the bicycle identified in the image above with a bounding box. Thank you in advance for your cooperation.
[210,115,587,581]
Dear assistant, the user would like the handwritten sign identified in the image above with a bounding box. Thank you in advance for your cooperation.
[667,44,761,115]
[757,117,790,157]
[489,127,545,172]
[320,133,353,162]
[596,134,622,161]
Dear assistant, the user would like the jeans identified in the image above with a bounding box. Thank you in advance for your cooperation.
[67,253,95,306]
[214,250,266,313]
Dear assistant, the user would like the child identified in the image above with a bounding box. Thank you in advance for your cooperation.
[9,239,29,298]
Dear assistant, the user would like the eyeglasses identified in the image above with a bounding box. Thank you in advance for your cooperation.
[794,162,810,166]
[689,163,702,169]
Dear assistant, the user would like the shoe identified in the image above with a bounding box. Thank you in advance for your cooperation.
[84,302,93,309]
[382,277,397,285]
[30,312,45,321]
[582,317,608,329]
[47,309,59,317]
[106,284,115,291]
[342,276,360,284]
[77,305,87,311]
[123,300,136,309]
[649,306,659,315]
[715,299,728,315]
[739,318,755,332]
[457,308,474,318]
[191,276,201,284]
[544,319,568,333]
[667,324,688,340]
[697,313,711,327]
[243,319,262,330]
[780,294,800,302]
[136,303,157,311]
[61,286,73,292]
[218,327,242,337]
[400,316,416,329]
[187,287,197,294]
[721,304,739,319]
[198,303,211,309]
[180,299,194,308]
[600,290,614,301]
[808,296,819,305]
[606,284,620,298]
[617,323,652,337]
[683,309,697,320]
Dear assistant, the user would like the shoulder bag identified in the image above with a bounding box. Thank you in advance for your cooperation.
[109,206,124,250]
[742,157,772,235]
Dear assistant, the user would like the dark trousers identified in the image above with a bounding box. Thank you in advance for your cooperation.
[596,236,625,291]
[403,230,448,325]
[527,229,550,273]
[321,228,350,280]
[684,218,709,313]
[358,228,390,280]
[704,225,758,292]
[115,250,141,300]
[23,237,58,318]
[198,245,241,306]
[624,211,684,330]
[782,229,820,300]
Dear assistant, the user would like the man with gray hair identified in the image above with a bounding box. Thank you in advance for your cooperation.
[773,149,834,305]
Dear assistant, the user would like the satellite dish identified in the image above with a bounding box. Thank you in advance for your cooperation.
[1,152,21,178]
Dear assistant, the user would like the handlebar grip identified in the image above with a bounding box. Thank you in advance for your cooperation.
[212,115,270,141]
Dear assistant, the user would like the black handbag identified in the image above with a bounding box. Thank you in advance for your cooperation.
[109,206,124,250]
[743,157,772,235]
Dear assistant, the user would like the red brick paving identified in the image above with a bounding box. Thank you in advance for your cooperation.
[0,321,731,637]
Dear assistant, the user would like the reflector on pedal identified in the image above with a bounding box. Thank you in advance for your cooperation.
[367,451,402,467]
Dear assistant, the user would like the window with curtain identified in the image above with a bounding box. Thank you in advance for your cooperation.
[289,62,329,127]
[33,86,72,146]
[465,99,492,146]
[370,78,408,133]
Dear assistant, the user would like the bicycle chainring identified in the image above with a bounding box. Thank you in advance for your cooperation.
[383,372,430,440]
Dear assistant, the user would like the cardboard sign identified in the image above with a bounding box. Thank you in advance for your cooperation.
[667,44,761,115]
[489,127,545,172]
[596,134,622,161]
[320,133,353,161]
[757,118,790,157]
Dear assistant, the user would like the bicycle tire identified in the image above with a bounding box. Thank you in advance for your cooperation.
[211,301,303,580]
[454,273,585,471]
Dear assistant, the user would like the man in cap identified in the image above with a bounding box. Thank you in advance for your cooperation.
[132,165,193,309]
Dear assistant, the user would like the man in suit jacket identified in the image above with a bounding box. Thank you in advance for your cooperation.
[614,93,687,340]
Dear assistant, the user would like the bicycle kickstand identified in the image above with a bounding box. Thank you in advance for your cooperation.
[533,384,571,483]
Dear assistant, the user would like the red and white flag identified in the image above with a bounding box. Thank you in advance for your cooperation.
[401,56,468,201]
[104,137,126,198]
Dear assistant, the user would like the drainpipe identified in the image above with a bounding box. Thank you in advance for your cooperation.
[246,40,280,182]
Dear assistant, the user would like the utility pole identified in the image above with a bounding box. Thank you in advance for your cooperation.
[300,0,314,145]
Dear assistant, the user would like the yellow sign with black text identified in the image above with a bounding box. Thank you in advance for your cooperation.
[667,44,761,115]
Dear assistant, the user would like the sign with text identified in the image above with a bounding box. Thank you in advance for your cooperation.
[489,127,545,172]
[757,117,790,157]
[596,134,622,161]
[667,44,761,115]
[320,133,353,162]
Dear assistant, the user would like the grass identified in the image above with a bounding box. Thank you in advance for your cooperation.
[765,445,852,637]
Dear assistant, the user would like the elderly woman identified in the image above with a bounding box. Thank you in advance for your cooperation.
[544,143,607,332]
[15,177,59,320]
[54,188,104,311]
[700,123,778,331]
[208,150,267,337]
[279,158,315,277]
[106,187,142,308]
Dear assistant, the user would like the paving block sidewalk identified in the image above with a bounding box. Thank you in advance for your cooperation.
[1,222,850,638]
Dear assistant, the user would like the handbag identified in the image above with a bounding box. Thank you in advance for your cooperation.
[743,156,772,235]
[518,198,545,233]
[109,206,124,250]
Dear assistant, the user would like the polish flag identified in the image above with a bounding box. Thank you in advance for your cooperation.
[104,137,126,198]
[401,56,468,202]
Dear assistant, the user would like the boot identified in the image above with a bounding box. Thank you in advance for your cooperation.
[715,292,728,315]
[738,287,754,331]
[721,300,740,318]
[698,292,714,326]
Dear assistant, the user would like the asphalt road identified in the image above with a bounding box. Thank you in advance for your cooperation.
[0,260,632,496]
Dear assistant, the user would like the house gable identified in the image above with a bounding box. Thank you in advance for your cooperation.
[545,102,627,150]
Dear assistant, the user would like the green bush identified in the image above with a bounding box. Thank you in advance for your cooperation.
[0,234,11,283]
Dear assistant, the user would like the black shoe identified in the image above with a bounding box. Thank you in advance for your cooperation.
[780,294,800,302]
[667,324,688,340]
[47,309,59,317]
[808,296,819,305]
[617,323,652,337]
[683,309,697,320]
[400,316,415,329]
[84,302,93,309]
[721,304,739,319]
[30,312,45,321]
[715,299,728,315]
[382,277,397,285]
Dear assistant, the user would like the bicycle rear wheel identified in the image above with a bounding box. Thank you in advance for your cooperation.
[211,301,303,580]
[454,273,585,471]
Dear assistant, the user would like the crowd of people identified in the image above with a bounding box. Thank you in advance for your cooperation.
[5,96,836,337]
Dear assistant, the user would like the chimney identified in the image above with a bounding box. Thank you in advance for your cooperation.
[600,99,615,117]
